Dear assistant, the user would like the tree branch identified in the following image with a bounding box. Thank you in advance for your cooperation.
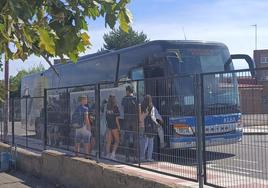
[32,45,60,78]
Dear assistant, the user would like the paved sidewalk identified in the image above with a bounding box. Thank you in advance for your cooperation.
[243,125,268,134]
[0,171,56,188]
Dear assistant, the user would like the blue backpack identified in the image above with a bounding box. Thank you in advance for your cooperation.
[71,106,84,129]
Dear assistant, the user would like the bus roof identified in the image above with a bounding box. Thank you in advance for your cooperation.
[23,40,228,79]
[53,40,228,68]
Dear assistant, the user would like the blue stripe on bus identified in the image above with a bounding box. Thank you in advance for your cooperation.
[170,130,242,143]
[169,113,241,127]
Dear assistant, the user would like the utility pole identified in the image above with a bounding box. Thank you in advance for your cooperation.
[251,24,257,50]
[182,27,187,40]
[3,53,9,142]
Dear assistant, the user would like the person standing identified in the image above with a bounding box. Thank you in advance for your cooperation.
[72,95,91,157]
[142,95,163,162]
[121,85,138,162]
[105,95,120,160]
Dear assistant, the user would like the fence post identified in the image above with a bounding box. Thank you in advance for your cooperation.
[25,96,28,147]
[66,88,70,151]
[136,81,141,167]
[194,74,204,188]
[11,98,15,146]
[95,83,101,162]
[43,89,47,150]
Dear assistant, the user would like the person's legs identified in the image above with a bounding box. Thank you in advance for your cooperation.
[82,129,91,156]
[147,137,154,161]
[111,128,120,159]
[105,130,112,157]
[128,121,137,161]
[158,126,165,148]
[124,129,130,161]
[75,128,82,156]
[75,143,80,156]
[89,136,96,154]
[139,134,145,161]
[143,136,149,160]
[84,143,90,155]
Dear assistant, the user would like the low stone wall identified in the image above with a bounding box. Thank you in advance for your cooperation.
[0,143,179,188]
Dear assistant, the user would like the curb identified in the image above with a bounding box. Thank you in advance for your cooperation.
[243,132,268,135]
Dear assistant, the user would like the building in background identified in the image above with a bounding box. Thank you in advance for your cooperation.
[254,49,268,81]
[238,49,268,114]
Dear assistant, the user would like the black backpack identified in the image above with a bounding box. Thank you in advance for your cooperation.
[122,96,137,117]
[144,108,158,137]
[71,106,84,129]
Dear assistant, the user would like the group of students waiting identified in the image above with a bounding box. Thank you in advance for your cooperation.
[72,85,164,162]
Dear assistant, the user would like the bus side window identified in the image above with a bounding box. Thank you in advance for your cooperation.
[130,67,145,100]
[131,67,144,80]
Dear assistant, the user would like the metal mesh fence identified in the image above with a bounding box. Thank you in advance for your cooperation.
[46,85,97,158]
[4,67,268,187]
[137,76,198,180]
[99,81,140,164]
[11,97,44,150]
[203,69,268,187]
[98,76,198,181]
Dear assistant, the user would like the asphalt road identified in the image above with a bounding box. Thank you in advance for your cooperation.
[205,134,268,183]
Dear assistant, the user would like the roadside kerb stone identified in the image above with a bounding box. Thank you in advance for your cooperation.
[16,147,42,177]
[0,143,193,188]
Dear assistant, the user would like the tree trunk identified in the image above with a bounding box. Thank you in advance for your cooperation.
[3,58,9,142]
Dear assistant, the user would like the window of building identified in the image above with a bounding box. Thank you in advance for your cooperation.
[260,56,268,63]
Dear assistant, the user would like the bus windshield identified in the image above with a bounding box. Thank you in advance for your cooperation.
[167,47,233,74]
[167,46,239,115]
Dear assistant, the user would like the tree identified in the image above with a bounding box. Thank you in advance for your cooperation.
[0,0,132,141]
[0,0,132,65]
[102,27,149,50]
[9,64,45,97]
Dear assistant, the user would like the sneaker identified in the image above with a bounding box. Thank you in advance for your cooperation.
[110,153,116,160]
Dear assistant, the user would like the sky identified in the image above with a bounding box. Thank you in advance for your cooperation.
[1,0,268,79]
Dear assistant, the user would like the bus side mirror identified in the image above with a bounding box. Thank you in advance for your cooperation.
[231,54,256,77]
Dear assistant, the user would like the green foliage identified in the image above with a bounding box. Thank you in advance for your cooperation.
[0,0,132,64]
[102,27,149,50]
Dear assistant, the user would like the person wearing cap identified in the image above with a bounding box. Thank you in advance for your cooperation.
[74,95,91,156]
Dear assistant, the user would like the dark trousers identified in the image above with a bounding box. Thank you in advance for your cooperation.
[123,120,138,161]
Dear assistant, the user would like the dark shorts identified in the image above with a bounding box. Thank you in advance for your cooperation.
[124,119,137,131]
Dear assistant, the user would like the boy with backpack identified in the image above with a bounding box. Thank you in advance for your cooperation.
[72,95,91,156]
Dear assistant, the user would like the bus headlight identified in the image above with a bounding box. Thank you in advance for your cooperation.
[174,124,194,136]
[236,118,243,131]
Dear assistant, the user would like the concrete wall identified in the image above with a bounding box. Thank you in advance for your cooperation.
[0,143,176,188]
